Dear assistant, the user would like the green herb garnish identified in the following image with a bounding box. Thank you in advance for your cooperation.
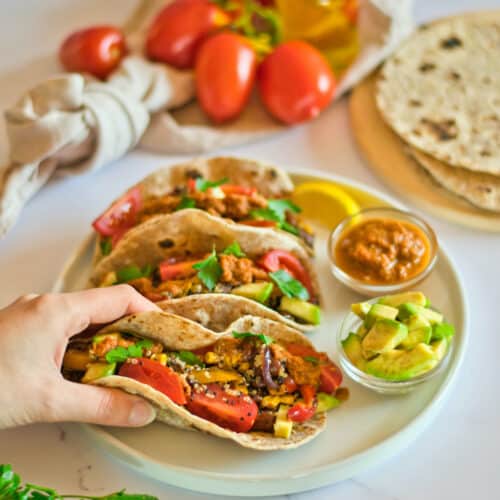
[233,331,274,345]
[267,199,301,218]
[250,199,301,236]
[304,355,319,365]
[0,463,158,499]
[176,351,204,366]
[105,339,154,364]
[100,237,113,256]
[195,177,228,192]
[222,241,246,257]
[176,196,196,210]
[269,269,310,301]
[115,265,152,284]
[192,248,222,291]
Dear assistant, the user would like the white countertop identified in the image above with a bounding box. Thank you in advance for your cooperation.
[0,1,499,499]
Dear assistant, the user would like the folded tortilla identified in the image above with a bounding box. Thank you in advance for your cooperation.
[88,312,327,450]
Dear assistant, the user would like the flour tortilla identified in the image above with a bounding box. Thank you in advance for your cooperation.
[376,13,500,174]
[91,312,327,450]
[89,209,320,331]
[407,146,500,212]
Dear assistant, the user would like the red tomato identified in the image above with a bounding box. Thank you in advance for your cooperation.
[285,342,321,359]
[299,384,316,406]
[257,41,335,124]
[119,358,186,405]
[240,219,277,228]
[221,185,257,196]
[186,383,258,432]
[187,178,197,193]
[59,25,126,79]
[258,250,314,296]
[146,0,230,69]
[195,32,257,123]
[158,257,202,281]
[288,403,316,423]
[319,364,343,394]
[92,187,142,238]
[283,376,297,394]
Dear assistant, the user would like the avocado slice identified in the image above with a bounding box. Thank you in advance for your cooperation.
[232,282,274,304]
[432,322,455,341]
[316,393,340,413]
[398,303,443,325]
[431,338,448,361]
[342,333,366,370]
[400,326,432,349]
[351,301,372,319]
[364,304,399,329]
[365,344,438,381]
[362,319,408,357]
[82,362,116,383]
[403,314,431,331]
[279,297,321,325]
[378,291,427,308]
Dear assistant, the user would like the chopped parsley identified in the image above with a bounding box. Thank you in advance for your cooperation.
[176,351,204,366]
[250,198,301,236]
[192,248,222,291]
[233,331,274,345]
[269,269,310,301]
[100,237,113,256]
[105,339,153,363]
[115,265,152,284]
[176,196,196,210]
[195,177,228,192]
[222,241,246,257]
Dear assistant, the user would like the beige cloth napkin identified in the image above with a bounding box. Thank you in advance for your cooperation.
[0,0,414,236]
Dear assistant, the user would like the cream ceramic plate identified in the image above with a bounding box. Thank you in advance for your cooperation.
[53,169,468,497]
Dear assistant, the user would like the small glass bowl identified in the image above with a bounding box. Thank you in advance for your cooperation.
[327,207,438,297]
[337,301,453,395]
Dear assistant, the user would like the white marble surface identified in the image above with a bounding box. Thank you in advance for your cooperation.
[0,1,499,499]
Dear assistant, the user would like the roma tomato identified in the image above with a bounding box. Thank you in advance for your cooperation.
[146,0,230,69]
[119,358,187,405]
[59,25,126,79]
[186,383,258,432]
[92,187,142,238]
[195,32,257,123]
[158,257,202,281]
[288,402,316,423]
[257,40,335,124]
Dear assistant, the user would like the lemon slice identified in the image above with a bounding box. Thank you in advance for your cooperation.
[292,182,360,229]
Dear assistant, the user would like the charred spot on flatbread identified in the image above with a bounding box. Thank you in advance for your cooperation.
[159,238,175,249]
[419,62,436,72]
[440,36,463,49]
[420,118,458,141]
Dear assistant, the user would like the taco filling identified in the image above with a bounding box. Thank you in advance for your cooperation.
[93,176,314,256]
[98,243,321,326]
[63,330,345,437]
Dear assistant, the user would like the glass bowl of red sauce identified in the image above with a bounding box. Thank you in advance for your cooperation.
[328,207,438,297]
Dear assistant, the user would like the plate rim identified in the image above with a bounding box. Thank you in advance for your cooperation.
[53,167,469,496]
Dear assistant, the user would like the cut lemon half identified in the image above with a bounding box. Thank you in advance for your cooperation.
[292,182,360,229]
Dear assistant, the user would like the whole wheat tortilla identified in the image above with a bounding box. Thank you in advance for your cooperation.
[92,312,326,450]
[376,14,500,174]
[89,209,320,331]
[407,146,500,212]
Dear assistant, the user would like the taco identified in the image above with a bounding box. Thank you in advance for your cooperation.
[90,210,321,330]
[91,157,314,261]
[62,312,345,450]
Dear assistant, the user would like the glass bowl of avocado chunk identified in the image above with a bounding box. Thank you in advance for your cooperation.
[337,291,455,395]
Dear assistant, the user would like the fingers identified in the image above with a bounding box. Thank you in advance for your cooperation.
[49,380,156,427]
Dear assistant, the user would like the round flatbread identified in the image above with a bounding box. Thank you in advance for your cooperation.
[376,14,500,174]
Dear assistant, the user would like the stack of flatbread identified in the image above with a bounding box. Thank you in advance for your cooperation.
[374,13,500,213]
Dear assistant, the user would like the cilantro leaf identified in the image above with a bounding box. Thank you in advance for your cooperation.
[269,269,310,301]
[176,351,204,366]
[250,199,301,236]
[195,177,228,192]
[222,241,246,257]
[100,237,113,256]
[250,207,281,223]
[192,249,222,291]
[279,221,300,236]
[105,339,154,363]
[115,265,151,284]
[233,331,274,345]
[267,199,301,218]
[176,196,196,211]
[304,355,319,365]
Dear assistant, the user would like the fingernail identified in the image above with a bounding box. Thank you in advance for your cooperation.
[128,401,156,426]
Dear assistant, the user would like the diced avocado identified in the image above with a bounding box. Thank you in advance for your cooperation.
[82,362,116,383]
[342,333,366,370]
[356,324,368,339]
[274,405,293,439]
[431,339,448,361]
[398,303,443,325]
[232,282,274,304]
[362,319,408,356]
[365,344,438,381]
[432,322,455,341]
[316,393,340,413]
[364,304,399,329]
[404,314,431,331]
[378,291,427,308]
[351,301,372,319]
[279,297,321,325]
[400,326,432,349]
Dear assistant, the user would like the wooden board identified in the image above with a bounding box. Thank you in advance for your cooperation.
[349,72,500,232]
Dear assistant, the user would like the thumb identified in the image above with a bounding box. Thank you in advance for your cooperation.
[50,381,156,427]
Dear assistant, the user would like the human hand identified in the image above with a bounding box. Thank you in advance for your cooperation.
[0,285,161,429]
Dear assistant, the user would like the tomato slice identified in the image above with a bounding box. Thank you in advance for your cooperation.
[220,185,257,196]
[319,364,343,394]
[118,358,186,405]
[92,187,142,238]
[258,250,314,297]
[186,383,258,432]
[288,403,316,423]
[240,219,277,228]
[158,257,204,281]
